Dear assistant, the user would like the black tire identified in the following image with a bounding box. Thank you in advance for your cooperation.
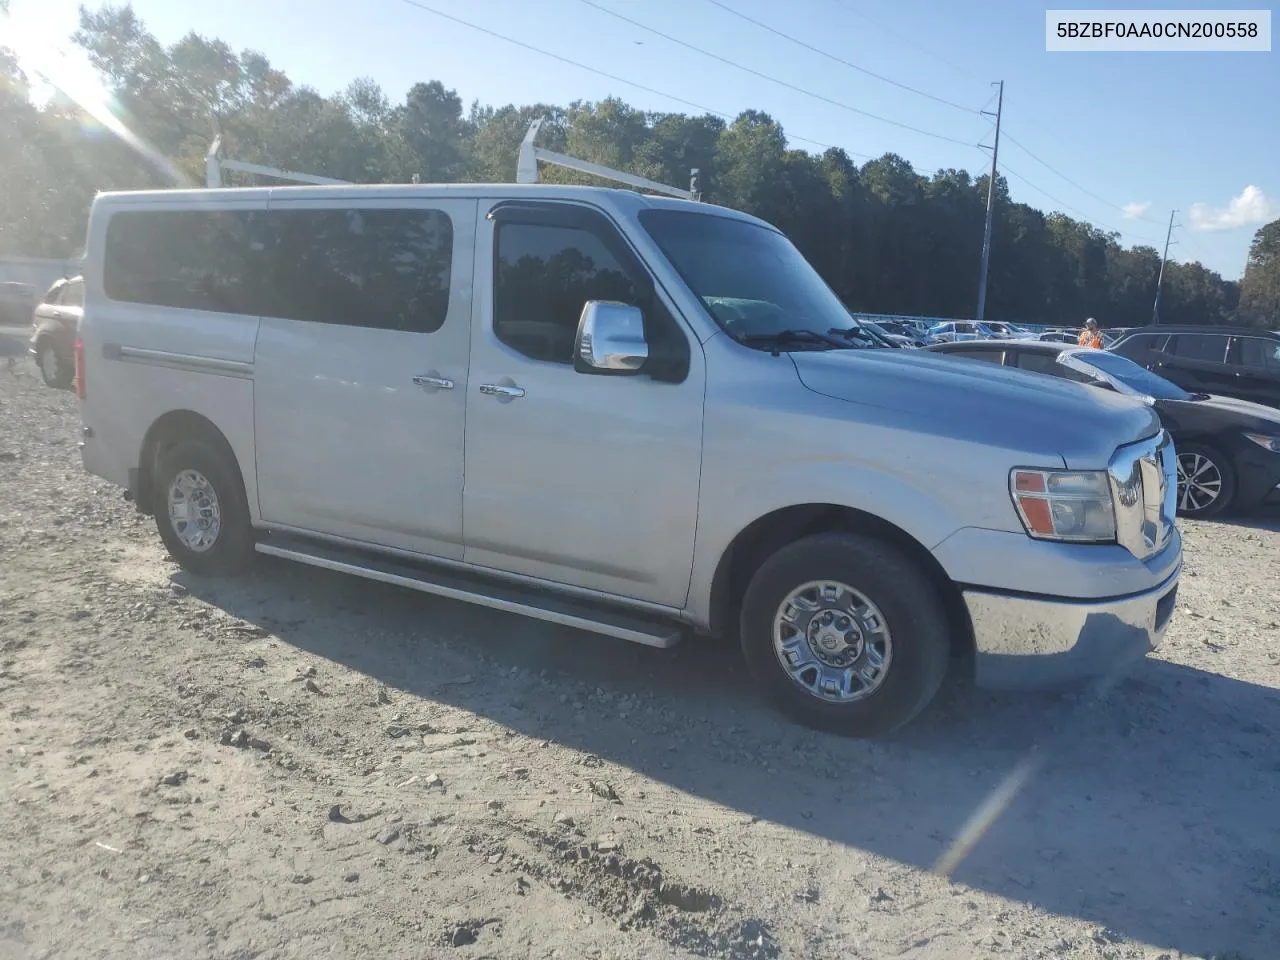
[1175,442,1235,519]
[36,339,73,389]
[739,532,950,737]
[153,439,253,575]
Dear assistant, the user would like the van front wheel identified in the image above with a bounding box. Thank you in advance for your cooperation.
[739,533,949,737]
[153,440,253,575]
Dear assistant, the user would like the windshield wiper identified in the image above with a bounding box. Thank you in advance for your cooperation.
[828,326,890,348]
[734,329,847,355]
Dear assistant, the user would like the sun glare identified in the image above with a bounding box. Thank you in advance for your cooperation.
[2,8,189,185]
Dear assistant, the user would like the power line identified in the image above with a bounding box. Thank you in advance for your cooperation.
[395,0,858,156]
[1173,224,1212,267]
[401,0,1165,246]
[998,161,1162,243]
[825,0,987,84]
[1003,130,1167,226]
[704,0,1172,237]
[701,0,980,114]
[574,0,980,148]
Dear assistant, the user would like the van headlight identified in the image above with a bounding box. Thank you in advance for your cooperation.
[1010,469,1116,542]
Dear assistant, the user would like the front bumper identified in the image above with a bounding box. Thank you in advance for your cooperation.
[966,561,1181,689]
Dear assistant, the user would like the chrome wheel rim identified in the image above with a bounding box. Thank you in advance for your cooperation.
[39,346,59,382]
[772,580,893,703]
[167,469,221,552]
[1176,453,1223,514]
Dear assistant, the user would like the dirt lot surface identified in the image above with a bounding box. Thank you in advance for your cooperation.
[1,329,1278,960]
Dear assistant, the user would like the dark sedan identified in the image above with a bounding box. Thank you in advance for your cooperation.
[926,339,1280,518]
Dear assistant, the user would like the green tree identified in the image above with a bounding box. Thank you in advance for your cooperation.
[0,1,1246,328]
[396,80,469,182]
[1237,219,1280,328]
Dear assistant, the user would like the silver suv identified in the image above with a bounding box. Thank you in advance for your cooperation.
[75,184,1182,736]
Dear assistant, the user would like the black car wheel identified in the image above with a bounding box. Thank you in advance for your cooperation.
[36,339,73,389]
[1175,443,1235,518]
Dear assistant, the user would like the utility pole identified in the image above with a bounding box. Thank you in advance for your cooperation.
[1151,209,1178,325]
[975,80,1004,322]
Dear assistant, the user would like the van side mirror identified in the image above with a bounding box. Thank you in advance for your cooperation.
[575,301,648,375]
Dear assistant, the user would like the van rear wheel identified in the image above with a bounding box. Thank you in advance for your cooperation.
[153,440,253,575]
[739,532,949,737]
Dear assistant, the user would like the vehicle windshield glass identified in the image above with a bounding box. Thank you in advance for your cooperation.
[639,209,874,348]
[1059,349,1191,401]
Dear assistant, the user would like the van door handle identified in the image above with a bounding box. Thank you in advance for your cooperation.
[412,374,454,390]
[479,383,525,399]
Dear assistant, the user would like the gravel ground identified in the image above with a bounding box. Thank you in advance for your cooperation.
[1,327,1278,960]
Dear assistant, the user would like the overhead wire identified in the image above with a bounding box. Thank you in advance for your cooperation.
[700,0,982,114]
[800,0,1170,238]
[573,0,980,148]
[1003,130,1168,226]
[825,0,988,84]
[400,0,1171,249]
[395,0,864,156]
[998,160,1164,243]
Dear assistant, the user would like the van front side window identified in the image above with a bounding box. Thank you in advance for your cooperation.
[493,221,640,364]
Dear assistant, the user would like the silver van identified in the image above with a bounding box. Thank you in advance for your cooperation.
[75,184,1181,736]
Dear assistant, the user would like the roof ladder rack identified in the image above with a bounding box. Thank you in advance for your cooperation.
[205,136,350,188]
[516,120,699,201]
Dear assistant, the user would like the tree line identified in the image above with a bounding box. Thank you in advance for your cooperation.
[2,4,1275,329]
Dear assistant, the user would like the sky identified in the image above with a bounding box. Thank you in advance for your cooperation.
[5,0,1278,279]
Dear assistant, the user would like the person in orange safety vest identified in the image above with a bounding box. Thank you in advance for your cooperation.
[1078,317,1103,349]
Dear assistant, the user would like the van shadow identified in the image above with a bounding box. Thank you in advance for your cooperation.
[180,557,1279,958]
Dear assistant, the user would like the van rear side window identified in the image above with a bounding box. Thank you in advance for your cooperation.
[264,208,453,332]
[103,207,454,333]
[104,210,259,315]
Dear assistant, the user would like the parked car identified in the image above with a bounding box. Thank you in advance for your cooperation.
[75,184,1180,736]
[858,320,919,348]
[899,319,938,339]
[0,281,36,325]
[978,321,1011,339]
[928,320,981,342]
[28,276,83,388]
[873,319,929,346]
[926,338,1280,517]
[1039,329,1080,344]
[1108,325,1280,410]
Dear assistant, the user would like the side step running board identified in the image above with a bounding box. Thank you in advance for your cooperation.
[254,538,683,649]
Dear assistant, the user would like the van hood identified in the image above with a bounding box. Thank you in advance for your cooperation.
[790,348,1161,467]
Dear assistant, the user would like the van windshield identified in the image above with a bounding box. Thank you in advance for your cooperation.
[639,209,875,349]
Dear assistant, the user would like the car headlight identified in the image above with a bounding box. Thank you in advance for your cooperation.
[1010,469,1116,542]
[1244,433,1280,454]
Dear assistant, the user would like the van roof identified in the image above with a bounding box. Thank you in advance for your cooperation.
[92,182,775,229]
